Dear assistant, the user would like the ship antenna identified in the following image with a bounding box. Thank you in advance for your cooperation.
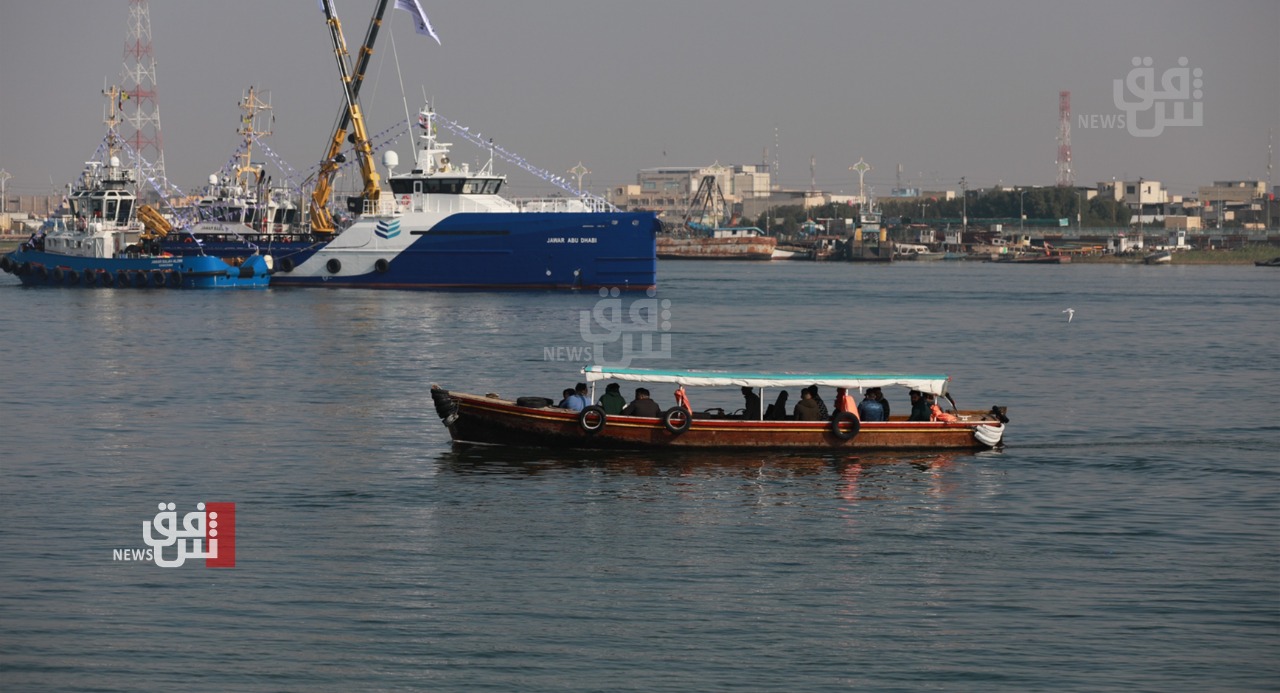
[389,21,414,154]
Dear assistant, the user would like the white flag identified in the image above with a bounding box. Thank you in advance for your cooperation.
[395,0,441,45]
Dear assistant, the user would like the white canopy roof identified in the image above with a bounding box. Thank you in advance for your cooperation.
[582,366,950,395]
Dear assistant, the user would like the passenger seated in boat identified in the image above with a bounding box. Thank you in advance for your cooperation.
[806,385,829,420]
[556,388,575,409]
[793,389,822,421]
[741,387,761,420]
[764,390,789,420]
[834,387,857,418]
[908,390,931,421]
[563,383,590,412]
[621,387,662,417]
[857,389,887,422]
[871,387,890,419]
[599,382,626,415]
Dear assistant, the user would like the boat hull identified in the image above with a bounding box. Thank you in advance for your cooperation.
[657,236,777,261]
[432,388,1005,451]
[1,249,270,289]
[270,211,658,289]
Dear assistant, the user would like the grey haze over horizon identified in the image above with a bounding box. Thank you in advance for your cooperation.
[1,0,1277,201]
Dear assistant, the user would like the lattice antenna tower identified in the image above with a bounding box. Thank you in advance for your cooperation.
[1057,90,1074,187]
[120,0,169,197]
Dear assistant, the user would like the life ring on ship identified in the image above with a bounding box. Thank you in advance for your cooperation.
[578,405,607,434]
[326,258,342,274]
[278,257,295,273]
[830,411,860,440]
[400,195,411,207]
[374,258,390,273]
[662,407,692,434]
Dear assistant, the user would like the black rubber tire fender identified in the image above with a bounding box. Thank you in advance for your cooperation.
[578,405,607,434]
[662,407,692,434]
[830,411,861,440]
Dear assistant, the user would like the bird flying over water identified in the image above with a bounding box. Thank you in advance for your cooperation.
[1063,308,1075,323]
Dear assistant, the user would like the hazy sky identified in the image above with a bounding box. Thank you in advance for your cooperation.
[1,0,1277,200]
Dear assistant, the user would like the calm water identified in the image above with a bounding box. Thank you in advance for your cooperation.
[1,261,1277,692]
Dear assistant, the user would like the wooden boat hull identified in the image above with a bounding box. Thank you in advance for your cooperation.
[657,236,777,261]
[432,388,1005,451]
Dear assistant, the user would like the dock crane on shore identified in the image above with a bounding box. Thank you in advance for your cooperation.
[309,0,390,235]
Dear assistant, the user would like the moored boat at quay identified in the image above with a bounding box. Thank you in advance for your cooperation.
[269,1,658,290]
[430,367,1008,451]
[1,155,269,290]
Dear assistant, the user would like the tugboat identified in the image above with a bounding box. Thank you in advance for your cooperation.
[160,86,321,271]
[0,89,270,289]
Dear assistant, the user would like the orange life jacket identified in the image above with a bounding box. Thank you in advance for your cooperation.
[674,386,691,412]
[930,403,957,422]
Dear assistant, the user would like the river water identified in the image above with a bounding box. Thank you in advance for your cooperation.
[1,261,1276,692]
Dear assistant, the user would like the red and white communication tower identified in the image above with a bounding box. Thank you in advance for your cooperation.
[120,0,169,197]
[1057,90,1074,187]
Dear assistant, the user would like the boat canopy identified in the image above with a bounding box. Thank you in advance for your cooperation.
[582,366,950,395]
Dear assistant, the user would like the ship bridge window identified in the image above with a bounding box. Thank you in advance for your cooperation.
[105,200,118,222]
[432,179,464,194]
[483,179,502,194]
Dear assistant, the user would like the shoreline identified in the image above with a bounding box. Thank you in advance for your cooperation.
[3,237,1275,266]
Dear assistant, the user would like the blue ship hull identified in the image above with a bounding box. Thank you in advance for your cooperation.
[270,211,659,290]
[1,249,271,289]
[158,234,324,270]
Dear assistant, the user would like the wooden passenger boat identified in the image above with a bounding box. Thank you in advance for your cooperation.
[430,367,1008,451]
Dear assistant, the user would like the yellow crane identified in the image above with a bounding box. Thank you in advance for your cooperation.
[310,0,391,235]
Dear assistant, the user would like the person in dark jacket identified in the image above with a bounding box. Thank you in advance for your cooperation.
[857,390,886,422]
[599,382,626,415]
[741,386,762,420]
[870,387,890,419]
[793,389,822,421]
[621,387,662,417]
[908,390,931,421]
[807,385,830,420]
[764,390,789,420]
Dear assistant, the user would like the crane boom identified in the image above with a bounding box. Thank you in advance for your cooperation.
[310,0,390,235]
